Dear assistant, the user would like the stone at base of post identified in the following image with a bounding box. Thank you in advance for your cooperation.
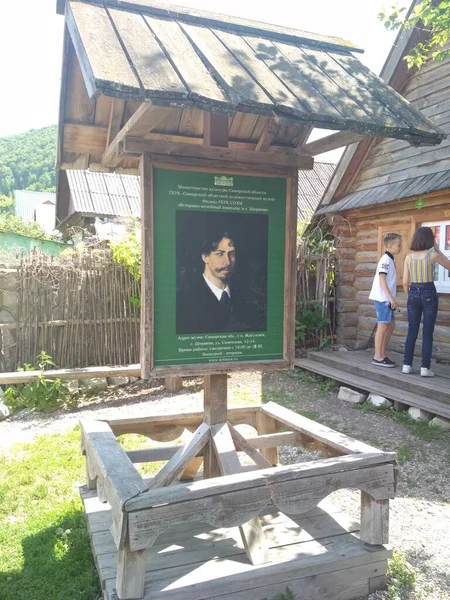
[360,491,389,545]
[116,545,147,600]
[165,377,182,393]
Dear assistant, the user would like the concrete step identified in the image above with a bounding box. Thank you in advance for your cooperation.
[294,358,450,419]
[307,351,450,405]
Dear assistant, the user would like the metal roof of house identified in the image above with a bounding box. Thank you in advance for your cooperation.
[317,170,450,215]
[298,162,335,220]
[66,170,140,219]
[15,190,56,222]
[62,0,444,145]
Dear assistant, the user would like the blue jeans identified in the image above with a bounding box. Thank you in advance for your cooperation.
[403,283,438,369]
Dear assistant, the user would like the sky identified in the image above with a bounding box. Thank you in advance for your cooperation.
[0,0,409,140]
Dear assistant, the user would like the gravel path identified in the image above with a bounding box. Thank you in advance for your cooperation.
[1,369,449,599]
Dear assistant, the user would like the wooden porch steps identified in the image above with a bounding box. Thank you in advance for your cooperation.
[81,486,391,600]
[295,350,450,419]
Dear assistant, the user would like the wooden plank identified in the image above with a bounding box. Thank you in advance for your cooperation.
[0,364,140,385]
[64,44,96,124]
[247,38,347,127]
[63,123,107,155]
[80,419,147,549]
[121,136,313,170]
[360,491,389,545]
[228,423,272,468]
[302,131,364,156]
[94,94,113,126]
[214,30,312,121]
[261,402,382,455]
[67,2,141,98]
[144,16,230,112]
[203,112,229,147]
[179,22,274,114]
[147,422,210,489]
[204,374,227,478]
[109,8,187,100]
[116,541,146,600]
[284,169,298,367]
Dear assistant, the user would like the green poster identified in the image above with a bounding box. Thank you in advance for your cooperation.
[153,168,287,366]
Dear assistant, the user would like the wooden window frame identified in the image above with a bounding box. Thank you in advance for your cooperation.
[422,219,450,294]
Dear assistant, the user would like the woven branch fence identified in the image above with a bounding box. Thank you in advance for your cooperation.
[296,240,336,349]
[0,249,140,371]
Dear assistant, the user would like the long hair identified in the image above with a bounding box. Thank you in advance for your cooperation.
[410,227,435,251]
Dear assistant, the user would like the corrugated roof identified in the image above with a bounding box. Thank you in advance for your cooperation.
[15,190,56,222]
[64,0,444,145]
[298,162,335,221]
[317,170,450,215]
[66,170,140,219]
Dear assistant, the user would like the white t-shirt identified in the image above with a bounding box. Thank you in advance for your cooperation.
[369,252,397,302]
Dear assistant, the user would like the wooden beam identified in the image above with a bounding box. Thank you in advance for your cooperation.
[121,136,314,169]
[203,374,228,478]
[255,118,279,152]
[147,422,210,489]
[0,364,140,385]
[102,102,173,167]
[228,423,272,469]
[140,153,153,380]
[204,112,229,147]
[301,131,365,156]
[106,98,126,147]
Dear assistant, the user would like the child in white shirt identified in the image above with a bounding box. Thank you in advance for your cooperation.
[368,233,402,367]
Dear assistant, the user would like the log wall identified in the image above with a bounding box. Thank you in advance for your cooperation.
[333,198,450,361]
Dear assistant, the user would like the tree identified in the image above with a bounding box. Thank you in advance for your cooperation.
[0,194,14,216]
[379,1,450,68]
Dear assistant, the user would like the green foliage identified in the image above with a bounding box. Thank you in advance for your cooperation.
[387,552,416,598]
[0,194,14,216]
[379,1,450,68]
[4,352,70,413]
[0,214,56,240]
[0,125,57,196]
[295,300,330,345]
[109,225,142,306]
[262,587,296,600]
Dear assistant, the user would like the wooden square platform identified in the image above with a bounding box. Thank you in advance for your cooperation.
[81,486,391,600]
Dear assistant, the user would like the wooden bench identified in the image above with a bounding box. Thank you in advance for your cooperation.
[80,401,396,600]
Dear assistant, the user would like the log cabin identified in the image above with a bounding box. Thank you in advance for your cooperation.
[316,0,450,362]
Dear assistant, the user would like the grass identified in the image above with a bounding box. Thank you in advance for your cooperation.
[387,552,416,599]
[0,427,100,600]
[354,402,447,442]
[395,444,414,465]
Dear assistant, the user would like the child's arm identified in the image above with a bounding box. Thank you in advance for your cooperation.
[432,246,450,271]
[379,273,397,309]
[403,256,410,296]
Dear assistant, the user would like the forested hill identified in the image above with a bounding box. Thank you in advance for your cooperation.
[0,125,57,197]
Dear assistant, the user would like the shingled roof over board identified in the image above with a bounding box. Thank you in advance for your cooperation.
[58,0,444,146]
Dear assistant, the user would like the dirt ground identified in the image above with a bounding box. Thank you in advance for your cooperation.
[1,369,449,600]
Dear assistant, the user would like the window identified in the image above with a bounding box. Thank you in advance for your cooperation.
[423,221,450,293]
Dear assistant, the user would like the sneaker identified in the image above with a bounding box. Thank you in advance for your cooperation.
[420,368,434,377]
[402,365,412,374]
[372,357,396,368]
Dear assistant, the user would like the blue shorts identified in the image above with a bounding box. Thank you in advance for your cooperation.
[374,300,394,324]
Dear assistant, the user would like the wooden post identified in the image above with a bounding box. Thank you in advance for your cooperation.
[116,541,147,600]
[204,112,229,147]
[140,153,153,380]
[360,491,389,545]
[203,374,227,477]
[256,410,279,466]
[165,376,182,392]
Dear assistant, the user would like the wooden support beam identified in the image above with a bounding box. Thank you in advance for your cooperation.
[102,102,172,167]
[165,377,182,393]
[228,423,272,469]
[211,423,270,566]
[106,98,126,147]
[121,136,314,169]
[140,153,153,380]
[255,118,279,152]
[360,491,389,545]
[203,374,228,478]
[301,131,365,156]
[0,364,140,385]
[204,112,229,147]
[116,542,146,600]
[147,422,210,489]
[256,410,279,466]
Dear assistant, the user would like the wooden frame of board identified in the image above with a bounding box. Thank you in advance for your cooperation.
[140,154,298,379]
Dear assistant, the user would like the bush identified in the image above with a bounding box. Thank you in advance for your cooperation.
[4,351,70,413]
[295,300,330,347]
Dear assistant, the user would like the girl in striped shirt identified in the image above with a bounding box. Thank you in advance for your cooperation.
[402,227,450,376]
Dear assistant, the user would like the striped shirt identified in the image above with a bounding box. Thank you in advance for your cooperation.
[407,248,434,283]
